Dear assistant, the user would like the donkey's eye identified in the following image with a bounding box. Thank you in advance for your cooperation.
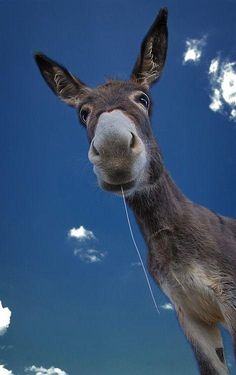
[80,108,90,124]
[137,93,150,109]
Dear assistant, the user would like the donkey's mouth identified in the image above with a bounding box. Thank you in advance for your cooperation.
[100,179,136,193]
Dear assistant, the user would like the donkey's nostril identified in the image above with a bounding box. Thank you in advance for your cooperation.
[92,141,100,156]
[130,132,137,149]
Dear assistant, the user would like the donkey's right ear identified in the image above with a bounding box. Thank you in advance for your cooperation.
[34,53,89,107]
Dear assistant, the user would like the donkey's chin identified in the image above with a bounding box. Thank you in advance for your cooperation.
[93,163,146,196]
[98,178,138,196]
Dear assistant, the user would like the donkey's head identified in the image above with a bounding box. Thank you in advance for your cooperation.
[35,8,168,196]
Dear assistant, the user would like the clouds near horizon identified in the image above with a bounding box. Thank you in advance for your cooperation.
[0,302,11,336]
[0,365,14,375]
[25,366,68,375]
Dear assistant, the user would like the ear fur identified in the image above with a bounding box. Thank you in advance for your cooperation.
[34,53,89,107]
[131,8,168,87]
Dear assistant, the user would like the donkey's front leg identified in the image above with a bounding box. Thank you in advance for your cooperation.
[176,309,229,375]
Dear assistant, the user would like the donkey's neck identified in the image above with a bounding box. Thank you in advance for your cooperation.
[127,169,187,242]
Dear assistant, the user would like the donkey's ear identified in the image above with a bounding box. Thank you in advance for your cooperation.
[34,53,89,107]
[131,8,168,87]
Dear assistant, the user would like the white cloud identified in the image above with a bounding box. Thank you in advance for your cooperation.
[68,225,106,264]
[230,108,236,120]
[25,365,68,375]
[131,261,141,267]
[209,57,236,121]
[0,345,13,351]
[209,88,223,112]
[209,58,219,75]
[68,226,95,241]
[0,301,11,336]
[183,36,206,64]
[0,365,14,375]
[161,303,174,311]
[73,248,106,263]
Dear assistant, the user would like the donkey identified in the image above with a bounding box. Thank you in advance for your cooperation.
[35,8,236,375]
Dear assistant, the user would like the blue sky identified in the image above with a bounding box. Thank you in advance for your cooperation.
[0,1,236,374]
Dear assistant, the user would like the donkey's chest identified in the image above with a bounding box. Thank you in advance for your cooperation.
[146,224,224,323]
[158,263,224,323]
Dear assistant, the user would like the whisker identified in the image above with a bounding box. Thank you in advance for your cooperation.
[121,186,160,314]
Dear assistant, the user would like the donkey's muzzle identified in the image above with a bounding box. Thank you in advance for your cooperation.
[88,110,146,192]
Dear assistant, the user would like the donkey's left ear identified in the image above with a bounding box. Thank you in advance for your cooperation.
[34,53,89,107]
[131,8,168,88]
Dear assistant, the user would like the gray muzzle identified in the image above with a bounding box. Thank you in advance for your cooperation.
[88,110,146,192]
